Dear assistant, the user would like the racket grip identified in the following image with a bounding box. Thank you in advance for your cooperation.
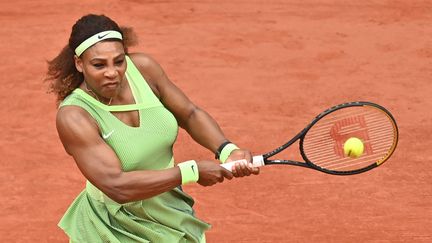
[220,155,265,172]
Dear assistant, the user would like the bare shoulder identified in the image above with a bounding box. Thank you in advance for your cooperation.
[128,52,161,73]
[56,106,100,152]
[56,106,97,130]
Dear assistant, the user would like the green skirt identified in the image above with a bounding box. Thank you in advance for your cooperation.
[59,181,210,243]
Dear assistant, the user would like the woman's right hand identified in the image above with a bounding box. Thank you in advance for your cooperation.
[196,160,234,186]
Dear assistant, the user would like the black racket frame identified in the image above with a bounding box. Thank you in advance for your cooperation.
[262,101,399,175]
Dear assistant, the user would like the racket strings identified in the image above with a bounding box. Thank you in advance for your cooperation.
[302,106,397,172]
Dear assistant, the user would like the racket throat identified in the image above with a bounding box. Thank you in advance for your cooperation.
[252,155,265,167]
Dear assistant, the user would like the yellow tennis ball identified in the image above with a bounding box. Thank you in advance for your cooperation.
[344,137,364,158]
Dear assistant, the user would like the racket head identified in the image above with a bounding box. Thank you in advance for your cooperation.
[299,101,398,175]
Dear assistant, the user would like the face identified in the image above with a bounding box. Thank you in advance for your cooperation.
[74,41,127,99]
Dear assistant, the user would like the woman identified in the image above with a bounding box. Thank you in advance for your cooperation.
[46,14,259,243]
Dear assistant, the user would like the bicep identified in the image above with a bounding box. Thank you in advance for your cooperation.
[56,107,123,191]
[158,75,197,126]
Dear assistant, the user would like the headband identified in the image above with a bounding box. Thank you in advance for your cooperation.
[74,30,123,56]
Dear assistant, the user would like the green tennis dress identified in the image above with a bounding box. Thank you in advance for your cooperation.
[58,56,210,243]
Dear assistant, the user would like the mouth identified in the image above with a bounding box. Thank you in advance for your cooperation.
[103,81,120,89]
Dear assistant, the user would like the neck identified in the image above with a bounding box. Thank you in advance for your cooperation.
[84,82,113,105]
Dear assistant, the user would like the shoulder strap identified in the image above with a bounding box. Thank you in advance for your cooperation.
[125,55,162,106]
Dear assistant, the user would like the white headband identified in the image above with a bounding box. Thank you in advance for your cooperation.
[74,30,123,56]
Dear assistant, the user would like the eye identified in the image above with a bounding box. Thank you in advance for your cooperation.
[93,63,104,68]
[115,59,125,66]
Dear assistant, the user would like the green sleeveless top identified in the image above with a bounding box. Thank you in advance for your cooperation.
[58,56,210,243]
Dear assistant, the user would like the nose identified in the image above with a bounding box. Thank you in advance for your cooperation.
[104,66,117,79]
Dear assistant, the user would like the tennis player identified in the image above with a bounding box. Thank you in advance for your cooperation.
[46,14,259,243]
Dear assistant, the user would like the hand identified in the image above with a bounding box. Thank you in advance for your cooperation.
[225,149,260,177]
[196,160,233,187]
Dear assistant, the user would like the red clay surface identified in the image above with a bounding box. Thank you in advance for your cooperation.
[1,0,432,242]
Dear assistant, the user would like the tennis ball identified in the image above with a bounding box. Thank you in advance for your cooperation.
[343,137,364,158]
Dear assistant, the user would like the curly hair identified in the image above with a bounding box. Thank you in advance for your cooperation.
[45,14,137,102]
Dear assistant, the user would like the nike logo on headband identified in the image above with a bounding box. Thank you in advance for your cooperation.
[98,33,110,39]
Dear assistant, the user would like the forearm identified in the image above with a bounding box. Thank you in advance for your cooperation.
[102,167,182,203]
[181,107,228,153]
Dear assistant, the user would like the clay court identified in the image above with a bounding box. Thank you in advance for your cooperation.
[1,0,432,242]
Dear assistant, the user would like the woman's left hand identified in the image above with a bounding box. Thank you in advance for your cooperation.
[225,149,260,177]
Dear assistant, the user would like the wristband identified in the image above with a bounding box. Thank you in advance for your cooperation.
[215,141,232,159]
[219,143,240,163]
[178,160,199,185]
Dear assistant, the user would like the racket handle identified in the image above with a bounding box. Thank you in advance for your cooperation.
[220,155,265,172]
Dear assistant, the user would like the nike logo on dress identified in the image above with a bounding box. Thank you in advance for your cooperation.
[98,33,109,39]
[102,130,114,139]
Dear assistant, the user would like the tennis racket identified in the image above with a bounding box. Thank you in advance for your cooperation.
[221,101,398,175]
